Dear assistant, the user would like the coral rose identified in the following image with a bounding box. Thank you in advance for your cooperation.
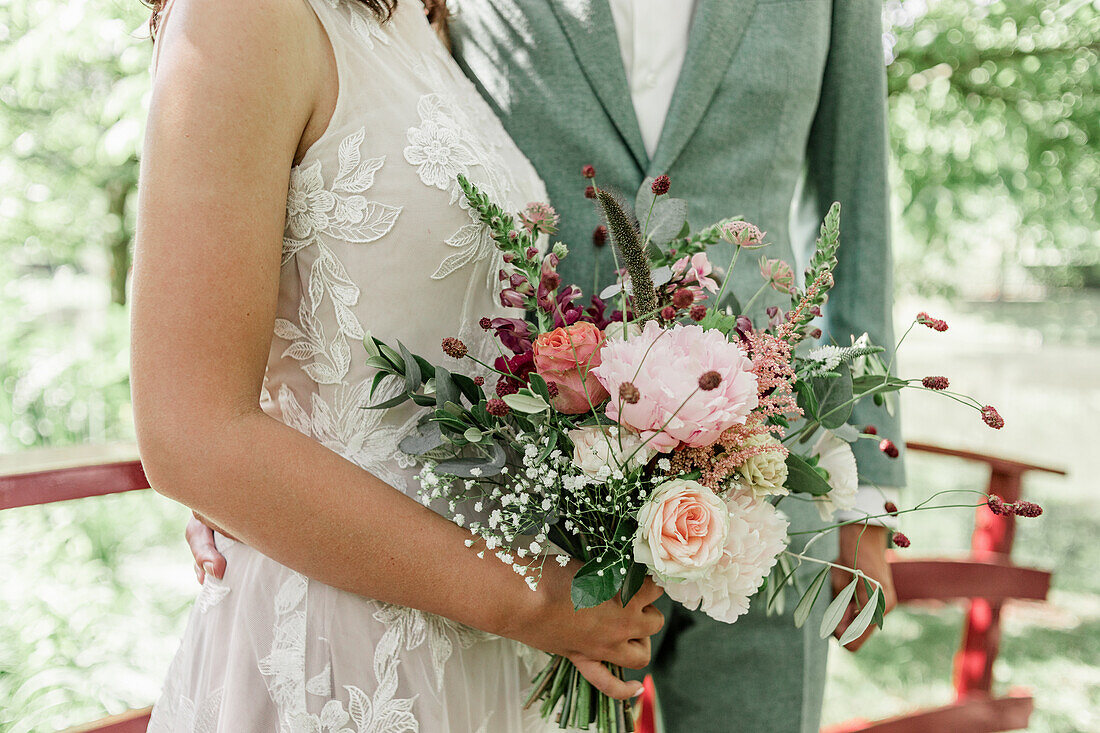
[532,321,610,414]
[634,479,729,582]
[593,321,759,452]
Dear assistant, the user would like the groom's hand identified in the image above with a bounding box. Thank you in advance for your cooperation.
[187,512,229,584]
[831,524,897,651]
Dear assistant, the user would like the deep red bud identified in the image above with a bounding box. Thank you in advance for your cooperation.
[891,532,911,548]
[584,185,596,199]
[660,305,676,320]
[879,439,899,458]
[864,425,878,435]
[582,164,596,179]
[689,305,707,321]
[651,175,671,196]
[486,398,510,417]
[592,225,608,247]
[672,289,694,309]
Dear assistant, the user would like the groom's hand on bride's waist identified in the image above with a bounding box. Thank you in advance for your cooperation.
[188,512,230,584]
[830,524,898,652]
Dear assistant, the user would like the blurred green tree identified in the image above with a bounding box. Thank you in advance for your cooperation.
[885,0,1100,295]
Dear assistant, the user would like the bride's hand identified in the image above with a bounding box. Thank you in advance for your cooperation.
[514,562,665,700]
[187,512,230,584]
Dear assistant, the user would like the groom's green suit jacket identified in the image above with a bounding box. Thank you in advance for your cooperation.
[449,1,905,730]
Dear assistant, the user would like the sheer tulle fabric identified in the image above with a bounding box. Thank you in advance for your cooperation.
[147,0,553,730]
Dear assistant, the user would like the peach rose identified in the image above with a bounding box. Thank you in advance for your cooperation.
[633,479,729,581]
[532,321,610,414]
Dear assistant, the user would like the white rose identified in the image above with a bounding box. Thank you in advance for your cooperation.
[736,433,789,498]
[811,431,859,521]
[568,425,656,481]
[633,479,730,582]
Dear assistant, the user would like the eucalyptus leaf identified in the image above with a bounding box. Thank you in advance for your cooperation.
[820,578,858,639]
[369,370,389,400]
[398,421,444,455]
[413,355,437,381]
[785,453,832,496]
[435,442,506,478]
[503,392,550,414]
[811,363,854,429]
[793,568,830,629]
[362,333,381,358]
[410,394,437,407]
[366,393,411,411]
[452,373,484,405]
[378,343,404,372]
[851,374,908,395]
[838,588,881,646]
[364,355,394,372]
[463,427,484,443]
[398,342,421,394]
[647,198,689,245]
[434,366,460,408]
[635,176,658,215]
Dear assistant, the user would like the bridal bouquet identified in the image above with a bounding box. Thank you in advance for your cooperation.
[360,170,1038,732]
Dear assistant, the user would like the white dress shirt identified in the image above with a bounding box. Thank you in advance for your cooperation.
[608,0,899,526]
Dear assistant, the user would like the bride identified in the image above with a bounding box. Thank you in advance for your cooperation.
[130,0,663,729]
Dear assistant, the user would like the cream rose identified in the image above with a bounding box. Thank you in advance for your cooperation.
[634,479,729,581]
[736,433,789,499]
[811,431,859,521]
[568,426,656,481]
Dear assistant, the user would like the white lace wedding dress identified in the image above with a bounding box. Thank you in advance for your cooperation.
[146,1,555,730]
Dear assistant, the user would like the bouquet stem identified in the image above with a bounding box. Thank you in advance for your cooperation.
[526,655,636,732]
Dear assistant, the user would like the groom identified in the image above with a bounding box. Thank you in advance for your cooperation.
[447,1,905,731]
[189,1,906,730]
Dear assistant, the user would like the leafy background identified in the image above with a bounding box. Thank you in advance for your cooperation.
[1,0,1097,730]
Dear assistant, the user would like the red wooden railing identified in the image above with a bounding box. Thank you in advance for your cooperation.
[1,446,155,733]
[3,441,1062,733]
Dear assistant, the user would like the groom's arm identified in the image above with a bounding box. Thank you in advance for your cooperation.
[806,0,905,648]
[804,0,906,493]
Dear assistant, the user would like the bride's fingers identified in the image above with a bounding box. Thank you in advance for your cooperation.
[568,655,644,701]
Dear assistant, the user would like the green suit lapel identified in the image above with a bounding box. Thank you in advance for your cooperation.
[648,0,759,175]
[547,0,649,170]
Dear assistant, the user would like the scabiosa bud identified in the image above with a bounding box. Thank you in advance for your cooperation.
[987,494,1010,516]
[879,438,899,458]
[486,398,510,417]
[502,252,515,263]
[922,376,949,390]
[592,225,607,247]
[884,501,899,515]
[441,337,468,359]
[651,174,671,195]
[981,405,1004,429]
[891,532,911,548]
[722,220,766,248]
[660,305,676,320]
[526,246,539,260]
[760,257,796,295]
[496,378,519,397]
[1012,500,1043,518]
[690,304,707,321]
[864,425,878,435]
[698,370,722,391]
[916,312,949,332]
[473,376,485,386]
[582,164,596,179]
[672,288,695,309]
[479,317,492,330]
[619,382,641,404]
[584,185,596,199]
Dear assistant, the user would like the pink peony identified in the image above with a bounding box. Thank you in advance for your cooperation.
[532,321,610,414]
[593,322,759,452]
[634,479,729,581]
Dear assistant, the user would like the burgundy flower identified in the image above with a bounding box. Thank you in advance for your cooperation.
[987,494,1010,516]
[884,501,899,515]
[916,312,949,332]
[690,304,707,321]
[582,164,596,179]
[981,405,1004,429]
[486,398,510,417]
[1012,500,1043,518]
[864,425,878,435]
[660,305,676,320]
[891,532,911,548]
[500,288,526,309]
[651,175,671,195]
[584,185,596,200]
[879,439,899,458]
[922,376,949,390]
[592,225,608,247]
[473,376,485,386]
[495,378,519,397]
[441,337,467,359]
[491,317,534,355]
[672,288,695,309]
[809,328,823,340]
[479,316,492,331]
[546,382,560,398]
[698,371,722,391]
[619,382,641,404]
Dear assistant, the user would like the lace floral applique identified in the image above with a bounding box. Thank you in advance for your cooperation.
[280,129,402,384]
[372,604,495,692]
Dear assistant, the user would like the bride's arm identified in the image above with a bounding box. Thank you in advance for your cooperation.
[132,0,659,699]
